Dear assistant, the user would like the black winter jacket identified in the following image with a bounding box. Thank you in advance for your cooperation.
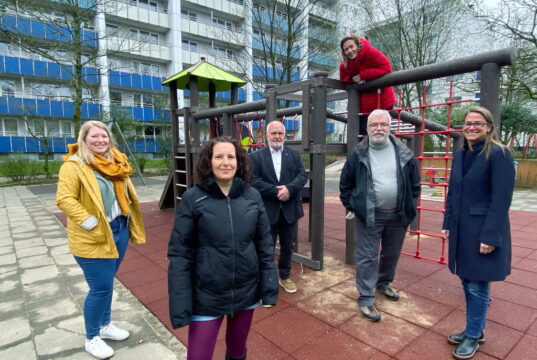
[167,176,278,329]
[339,135,421,227]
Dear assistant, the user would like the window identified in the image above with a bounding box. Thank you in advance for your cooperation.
[60,121,73,137]
[134,93,142,107]
[1,81,15,97]
[141,63,151,74]
[132,61,141,73]
[139,30,150,42]
[82,88,93,102]
[108,58,122,70]
[3,118,18,136]
[48,120,60,137]
[143,94,153,108]
[139,0,149,9]
[31,83,55,100]
[212,17,232,31]
[149,1,158,11]
[151,64,160,76]
[182,40,198,52]
[57,87,70,100]
[150,33,159,44]
[110,91,122,105]
[213,47,233,59]
[181,9,197,22]
[106,24,118,36]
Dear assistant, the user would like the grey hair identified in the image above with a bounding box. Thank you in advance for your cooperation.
[367,109,391,123]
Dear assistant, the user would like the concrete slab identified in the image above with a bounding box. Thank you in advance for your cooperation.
[0,341,37,360]
[0,316,31,346]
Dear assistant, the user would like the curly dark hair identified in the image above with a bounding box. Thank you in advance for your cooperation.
[195,136,250,183]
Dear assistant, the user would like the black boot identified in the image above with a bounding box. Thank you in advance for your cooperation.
[452,337,479,359]
[225,354,246,360]
[447,330,485,345]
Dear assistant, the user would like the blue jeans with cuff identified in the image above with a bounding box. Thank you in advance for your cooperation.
[461,278,490,339]
[75,216,129,339]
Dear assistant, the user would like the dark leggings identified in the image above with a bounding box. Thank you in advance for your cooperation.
[187,309,254,360]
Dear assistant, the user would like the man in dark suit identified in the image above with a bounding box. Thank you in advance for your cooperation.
[250,121,307,293]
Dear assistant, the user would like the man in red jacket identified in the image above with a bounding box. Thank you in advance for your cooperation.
[339,34,396,139]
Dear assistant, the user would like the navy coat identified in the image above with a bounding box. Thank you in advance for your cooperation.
[443,143,515,281]
[249,146,308,225]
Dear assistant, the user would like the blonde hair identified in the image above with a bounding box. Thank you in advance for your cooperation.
[77,120,115,164]
[340,33,364,67]
[463,106,505,159]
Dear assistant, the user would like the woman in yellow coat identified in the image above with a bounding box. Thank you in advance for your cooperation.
[56,120,145,359]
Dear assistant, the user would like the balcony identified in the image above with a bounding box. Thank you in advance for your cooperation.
[108,70,166,91]
[104,0,170,30]
[0,15,97,47]
[107,36,171,61]
[0,56,99,83]
[0,136,74,153]
[0,96,101,119]
[116,105,169,122]
[181,50,244,74]
[181,18,245,44]
[184,0,245,18]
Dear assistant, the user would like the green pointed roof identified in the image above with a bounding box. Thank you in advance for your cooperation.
[162,58,246,92]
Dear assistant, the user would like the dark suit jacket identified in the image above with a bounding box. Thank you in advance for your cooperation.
[250,146,307,225]
[443,143,515,281]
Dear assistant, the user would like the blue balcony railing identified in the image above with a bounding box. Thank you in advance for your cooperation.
[0,136,164,154]
[0,15,97,47]
[0,96,101,118]
[118,106,169,122]
[0,56,99,82]
[0,136,75,153]
[109,71,167,91]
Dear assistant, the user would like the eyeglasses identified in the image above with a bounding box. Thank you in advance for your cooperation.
[463,121,490,128]
[367,122,391,129]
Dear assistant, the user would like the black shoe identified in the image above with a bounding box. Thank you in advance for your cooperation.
[359,305,381,322]
[447,331,485,345]
[452,337,480,359]
[377,286,400,301]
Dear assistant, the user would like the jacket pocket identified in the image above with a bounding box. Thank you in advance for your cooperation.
[469,207,488,215]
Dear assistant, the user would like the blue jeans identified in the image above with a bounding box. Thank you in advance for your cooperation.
[461,278,490,339]
[75,216,129,339]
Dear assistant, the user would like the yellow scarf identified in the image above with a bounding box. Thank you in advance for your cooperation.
[65,144,132,214]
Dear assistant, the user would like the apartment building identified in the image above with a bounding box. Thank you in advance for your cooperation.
[0,0,338,157]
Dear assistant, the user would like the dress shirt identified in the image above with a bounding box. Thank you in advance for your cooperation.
[270,147,283,181]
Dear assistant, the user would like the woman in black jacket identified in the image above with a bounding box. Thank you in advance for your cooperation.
[168,136,278,360]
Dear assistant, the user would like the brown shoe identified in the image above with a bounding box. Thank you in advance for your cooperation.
[279,278,297,293]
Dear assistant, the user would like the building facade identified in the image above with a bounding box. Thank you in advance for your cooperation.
[0,0,339,158]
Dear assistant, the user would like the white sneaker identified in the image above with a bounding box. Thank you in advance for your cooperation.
[85,336,114,359]
[100,323,130,341]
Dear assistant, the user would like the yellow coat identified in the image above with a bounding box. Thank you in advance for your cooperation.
[56,156,146,258]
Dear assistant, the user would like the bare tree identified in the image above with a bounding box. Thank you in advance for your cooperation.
[0,0,144,134]
[346,0,472,108]
[219,0,338,94]
[472,0,537,101]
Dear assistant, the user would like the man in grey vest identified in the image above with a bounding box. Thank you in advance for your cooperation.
[339,109,421,321]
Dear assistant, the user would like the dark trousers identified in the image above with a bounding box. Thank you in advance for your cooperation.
[270,214,296,280]
[354,210,407,306]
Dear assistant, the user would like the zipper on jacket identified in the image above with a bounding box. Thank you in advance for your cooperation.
[227,197,235,314]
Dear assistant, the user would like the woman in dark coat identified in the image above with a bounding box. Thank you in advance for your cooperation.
[168,137,278,360]
[339,33,396,139]
[442,106,515,360]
